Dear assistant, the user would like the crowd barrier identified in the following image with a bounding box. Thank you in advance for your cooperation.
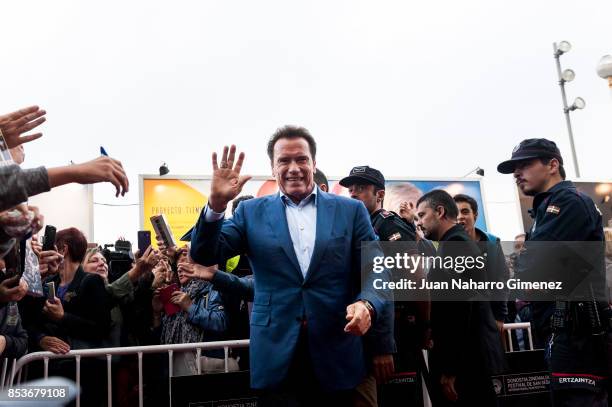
[503,322,535,351]
[0,323,539,407]
[2,339,249,407]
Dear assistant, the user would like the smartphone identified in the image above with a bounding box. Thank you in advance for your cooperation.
[150,214,177,248]
[46,281,56,301]
[42,225,57,251]
[159,283,180,316]
[137,230,151,255]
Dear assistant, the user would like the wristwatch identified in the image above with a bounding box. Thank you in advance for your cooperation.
[360,300,375,318]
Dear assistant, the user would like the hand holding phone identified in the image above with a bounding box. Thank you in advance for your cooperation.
[159,283,180,316]
[137,230,152,255]
[46,281,56,302]
[42,225,57,251]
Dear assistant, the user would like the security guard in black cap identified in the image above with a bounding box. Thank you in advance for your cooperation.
[498,138,610,406]
[340,166,430,406]
[339,166,418,242]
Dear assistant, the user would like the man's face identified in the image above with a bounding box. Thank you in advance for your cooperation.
[514,235,525,253]
[272,138,315,202]
[513,158,553,196]
[416,201,442,240]
[456,202,477,234]
[348,184,381,214]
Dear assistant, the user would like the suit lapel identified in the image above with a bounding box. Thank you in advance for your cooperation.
[266,195,303,280]
[303,191,336,284]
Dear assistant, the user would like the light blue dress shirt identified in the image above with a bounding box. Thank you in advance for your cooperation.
[203,186,318,278]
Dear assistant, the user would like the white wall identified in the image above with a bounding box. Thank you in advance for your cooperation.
[28,184,93,241]
[2,0,611,243]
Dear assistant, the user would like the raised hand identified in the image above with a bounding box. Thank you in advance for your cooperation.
[129,245,160,283]
[38,250,63,275]
[399,201,416,222]
[0,276,28,303]
[178,262,218,281]
[47,156,129,197]
[208,145,252,212]
[0,106,46,148]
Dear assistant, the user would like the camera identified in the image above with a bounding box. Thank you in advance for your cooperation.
[102,239,134,283]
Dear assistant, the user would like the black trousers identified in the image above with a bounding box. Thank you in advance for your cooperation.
[257,328,354,407]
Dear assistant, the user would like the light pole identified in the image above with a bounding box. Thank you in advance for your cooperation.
[553,41,585,178]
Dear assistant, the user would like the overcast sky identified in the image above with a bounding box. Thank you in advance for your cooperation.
[2,0,611,243]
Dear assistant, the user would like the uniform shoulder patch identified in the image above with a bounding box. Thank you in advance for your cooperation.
[388,232,402,241]
[546,205,560,215]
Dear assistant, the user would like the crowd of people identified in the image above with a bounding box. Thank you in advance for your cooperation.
[1,107,611,407]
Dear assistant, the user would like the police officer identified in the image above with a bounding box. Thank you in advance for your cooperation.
[339,166,418,242]
[498,138,610,406]
[340,166,430,407]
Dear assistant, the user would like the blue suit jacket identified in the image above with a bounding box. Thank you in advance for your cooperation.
[190,189,385,390]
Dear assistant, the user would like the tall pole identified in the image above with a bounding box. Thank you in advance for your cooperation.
[553,42,581,178]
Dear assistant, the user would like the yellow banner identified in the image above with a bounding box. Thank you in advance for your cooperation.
[142,179,208,248]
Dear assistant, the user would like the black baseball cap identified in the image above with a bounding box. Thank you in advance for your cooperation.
[339,166,386,189]
[497,138,564,174]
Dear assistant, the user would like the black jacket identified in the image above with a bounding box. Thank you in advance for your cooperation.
[41,267,111,349]
[0,302,28,359]
[430,225,506,377]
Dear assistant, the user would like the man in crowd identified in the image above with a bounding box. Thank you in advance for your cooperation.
[313,168,329,192]
[453,193,509,334]
[339,165,429,405]
[190,126,387,406]
[498,138,610,406]
[416,190,505,406]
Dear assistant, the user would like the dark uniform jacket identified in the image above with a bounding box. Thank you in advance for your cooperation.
[369,209,423,370]
[517,180,609,391]
[518,181,605,342]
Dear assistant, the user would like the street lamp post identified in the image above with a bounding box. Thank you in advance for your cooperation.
[553,41,584,178]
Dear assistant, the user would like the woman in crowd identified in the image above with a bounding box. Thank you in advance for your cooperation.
[152,246,231,375]
[40,228,111,350]
[0,258,28,360]
[83,246,160,348]
[36,228,112,406]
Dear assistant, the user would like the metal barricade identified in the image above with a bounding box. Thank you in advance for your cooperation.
[6,339,249,407]
[503,322,534,352]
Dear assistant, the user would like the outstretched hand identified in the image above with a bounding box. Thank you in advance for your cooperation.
[0,105,46,148]
[208,145,251,212]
